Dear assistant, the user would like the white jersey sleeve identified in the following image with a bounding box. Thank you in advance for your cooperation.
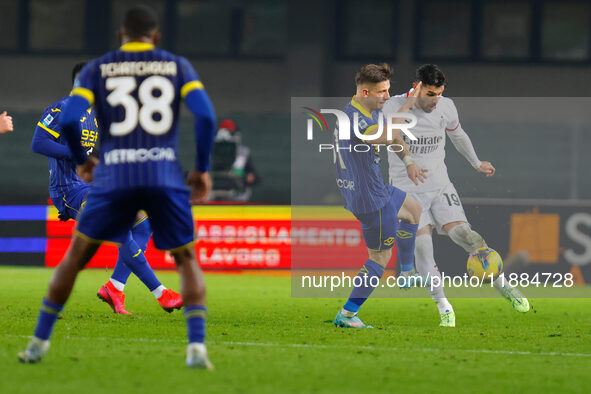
[444,99,482,169]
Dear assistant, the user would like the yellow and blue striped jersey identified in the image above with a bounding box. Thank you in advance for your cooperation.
[335,98,391,215]
[33,97,98,201]
[71,42,210,192]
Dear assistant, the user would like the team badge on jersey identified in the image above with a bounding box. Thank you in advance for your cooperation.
[358,118,368,131]
[42,114,54,127]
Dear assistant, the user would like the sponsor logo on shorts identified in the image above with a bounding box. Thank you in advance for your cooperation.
[384,237,396,246]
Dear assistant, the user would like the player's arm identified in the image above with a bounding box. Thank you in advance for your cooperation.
[31,124,73,159]
[61,61,99,181]
[31,105,74,159]
[362,83,422,145]
[184,85,217,203]
[445,104,495,177]
[390,135,428,185]
[60,95,93,166]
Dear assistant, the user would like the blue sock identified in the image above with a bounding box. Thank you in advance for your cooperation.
[110,219,153,286]
[34,299,64,340]
[117,233,162,292]
[396,220,419,272]
[132,218,152,252]
[111,258,132,285]
[343,259,384,313]
[111,219,154,286]
[184,305,207,343]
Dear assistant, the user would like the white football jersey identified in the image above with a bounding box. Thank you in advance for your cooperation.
[383,92,460,193]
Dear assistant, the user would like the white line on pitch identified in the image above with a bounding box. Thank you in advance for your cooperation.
[7,334,591,358]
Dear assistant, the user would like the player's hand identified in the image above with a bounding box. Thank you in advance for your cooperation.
[57,212,70,222]
[187,170,212,204]
[407,164,428,185]
[76,156,99,183]
[400,82,422,111]
[477,161,495,177]
[0,111,14,134]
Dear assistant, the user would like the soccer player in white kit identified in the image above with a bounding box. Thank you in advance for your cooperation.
[383,64,529,327]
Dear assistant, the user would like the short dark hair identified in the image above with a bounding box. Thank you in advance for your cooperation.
[355,63,392,86]
[415,64,446,87]
[72,61,87,84]
[123,5,158,38]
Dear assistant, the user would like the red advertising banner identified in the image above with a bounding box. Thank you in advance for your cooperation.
[291,207,398,269]
[44,205,391,270]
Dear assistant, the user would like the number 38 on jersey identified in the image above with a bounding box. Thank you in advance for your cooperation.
[106,75,174,136]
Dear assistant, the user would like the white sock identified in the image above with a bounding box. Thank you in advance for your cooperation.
[152,285,166,299]
[341,308,356,317]
[188,342,207,354]
[414,234,453,314]
[110,278,125,292]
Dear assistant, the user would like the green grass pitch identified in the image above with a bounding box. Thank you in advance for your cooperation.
[1,266,591,393]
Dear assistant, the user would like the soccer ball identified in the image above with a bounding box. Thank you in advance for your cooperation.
[467,247,503,282]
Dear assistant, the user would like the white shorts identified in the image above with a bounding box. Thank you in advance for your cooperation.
[408,183,468,234]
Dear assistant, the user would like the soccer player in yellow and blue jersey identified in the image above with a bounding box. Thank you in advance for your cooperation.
[333,64,425,328]
[31,62,183,315]
[20,6,216,369]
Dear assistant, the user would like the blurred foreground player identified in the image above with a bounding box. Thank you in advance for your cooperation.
[384,64,529,327]
[20,6,217,369]
[31,62,183,315]
[332,64,425,328]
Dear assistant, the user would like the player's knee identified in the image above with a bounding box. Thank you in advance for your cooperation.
[66,236,100,270]
[172,246,196,266]
[400,196,422,224]
[447,223,486,253]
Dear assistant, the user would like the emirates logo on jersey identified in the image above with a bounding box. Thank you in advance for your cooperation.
[403,135,443,145]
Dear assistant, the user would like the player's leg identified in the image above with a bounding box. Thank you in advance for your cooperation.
[394,191,424,287]
[438,185,529,313]
[444,221,486,252]
[145,187,212,369]
[58,185,127,314]
[20,188,136,363]
[171,245,212,369]
[414,224,455,327]
[335,199,402,328]
[98,213,182,313]
[335,246,391,328]
[128,215,182,310]
[19,235,101,363]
